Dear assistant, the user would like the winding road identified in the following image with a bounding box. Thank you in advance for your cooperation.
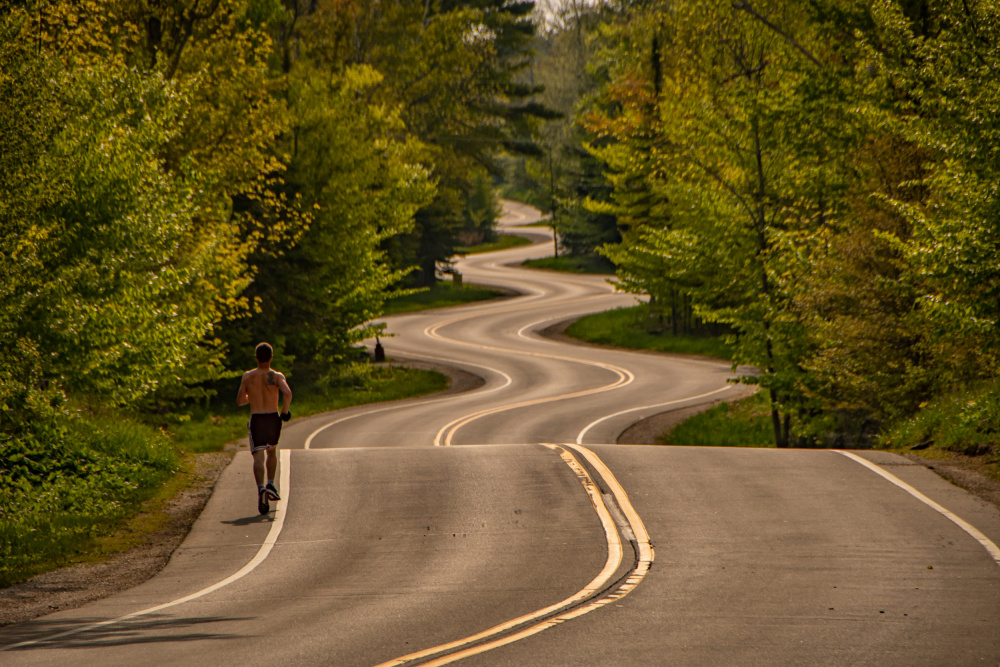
[2,201,999,665]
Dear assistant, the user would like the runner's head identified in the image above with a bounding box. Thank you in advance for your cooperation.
[255,342,273,364]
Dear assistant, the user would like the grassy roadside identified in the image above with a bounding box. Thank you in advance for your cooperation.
[660,364,1000,488]
[566,305,734,361]
[660,391,772,447]
[1,364,447,588]
[522,255,614,274]
[456,234,532,254]
[384,282,506,315]
[1,416,179,587]
[878,381,1000,482]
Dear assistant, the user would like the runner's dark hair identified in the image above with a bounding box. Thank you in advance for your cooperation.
[255,342,273,363]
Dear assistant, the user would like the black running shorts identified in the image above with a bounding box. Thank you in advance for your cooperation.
[249,412,282,453]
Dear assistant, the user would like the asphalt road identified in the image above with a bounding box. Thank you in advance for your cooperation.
[2,201,999,665]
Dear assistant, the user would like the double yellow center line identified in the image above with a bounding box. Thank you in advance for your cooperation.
[374,443,653,667]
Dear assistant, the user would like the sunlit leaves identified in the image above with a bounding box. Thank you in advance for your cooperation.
[237,62,436,366]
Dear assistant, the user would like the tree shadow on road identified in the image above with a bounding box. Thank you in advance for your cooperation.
[1,613,252,651]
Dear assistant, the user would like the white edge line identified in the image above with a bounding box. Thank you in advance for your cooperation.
[575,385,734,444]
[837,450,1000,566]
[371,444,623,667]
[1,449,293,652]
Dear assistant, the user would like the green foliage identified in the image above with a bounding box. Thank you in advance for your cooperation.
[566,306,734,360]
[220,63,434,369]
[573,0,1000,446]
[584,0,840,445]
[881,381,1000,459]
[456,235,533,255]
[460,173,503,247]
[0,415,177,587]
[0,9,252,409]
[661,392,774,448]
[522,255,616,274]
[506,6,620,260]
[383,283,505,315]
[859,0,1000,383]
[289,0,552,287]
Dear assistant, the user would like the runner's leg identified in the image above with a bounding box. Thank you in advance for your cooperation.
[253,449,267,487]
[265,445,278,484]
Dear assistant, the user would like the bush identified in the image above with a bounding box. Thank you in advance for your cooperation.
[0,415,177,587]
[567,306,734,361]
[881,381,1000,457]
[661,391,774,447]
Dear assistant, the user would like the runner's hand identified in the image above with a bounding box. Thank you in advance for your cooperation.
[280,411,291,422]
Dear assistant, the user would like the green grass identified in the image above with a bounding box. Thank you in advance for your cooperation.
[661,391,774,447]
[455,234,532,254]
[566,306,734,361]
[0,416,179,587]
[384,282,505,315]
[172,364,448,454]
[522,255,615,274]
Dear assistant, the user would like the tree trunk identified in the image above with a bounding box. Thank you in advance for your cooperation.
[421,257,437,287]
[671,290,678,335]
[770,388,788,448]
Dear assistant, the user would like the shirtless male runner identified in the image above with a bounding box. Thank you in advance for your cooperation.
[237,342,293,514]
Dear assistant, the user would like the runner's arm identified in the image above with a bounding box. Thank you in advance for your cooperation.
[277,374,292,414]
[237,373,250,406]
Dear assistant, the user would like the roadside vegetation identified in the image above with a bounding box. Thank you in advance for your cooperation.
[505,0,1000,458]
[566,306,733,361]
[662,392,773,447]
[522,255,615,274]
[0,416,178,587]
[661,382,1000,485]
[384,282,506,315]
[879,381,1000,481]
[456,235,532,255]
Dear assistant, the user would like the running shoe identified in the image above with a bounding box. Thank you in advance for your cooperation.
[265,482,281,501]
[258,488,269,515]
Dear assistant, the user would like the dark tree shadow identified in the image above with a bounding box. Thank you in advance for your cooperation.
[1,613,256,651]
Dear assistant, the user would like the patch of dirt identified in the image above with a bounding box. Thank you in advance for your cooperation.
[903,452,1000,511]
[0,452,233,628]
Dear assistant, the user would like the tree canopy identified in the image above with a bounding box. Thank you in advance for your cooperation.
[0,0,542,428]
[525,0,1000,446]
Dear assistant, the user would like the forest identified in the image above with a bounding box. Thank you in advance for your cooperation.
[0,0,548,422]
[2,0,1000,579]
[0,0,547,582]
[518,0,1000,449]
